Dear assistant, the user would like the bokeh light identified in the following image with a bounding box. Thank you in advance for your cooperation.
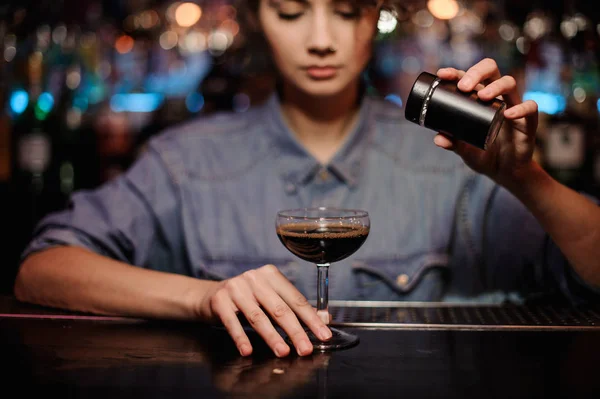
[185,92,204,113]
[427,0,460,20]
[378,10,398,34]
[159,30,178,50]
[175,3,202,28]
[36,92,54,113]
[115,35,134,54]
[10,90,29,115]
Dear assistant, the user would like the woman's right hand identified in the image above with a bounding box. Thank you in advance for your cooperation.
[197,264,332,357]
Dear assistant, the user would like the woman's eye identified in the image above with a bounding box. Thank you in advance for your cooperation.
[277,12,303,20]
[336,10,361,19]
[334,3,361,19]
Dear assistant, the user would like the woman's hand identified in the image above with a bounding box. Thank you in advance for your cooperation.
[197,264,332,358]
[434,58,539,186]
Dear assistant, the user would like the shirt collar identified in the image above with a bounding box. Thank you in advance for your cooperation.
[263,92,373,189]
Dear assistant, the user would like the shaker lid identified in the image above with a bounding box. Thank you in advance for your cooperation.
[404,71,438,124]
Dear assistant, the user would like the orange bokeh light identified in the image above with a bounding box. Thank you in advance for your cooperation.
[115,35,134,54]
[175,3,202,28]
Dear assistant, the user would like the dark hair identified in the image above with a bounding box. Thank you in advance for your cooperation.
[243,0,408,14]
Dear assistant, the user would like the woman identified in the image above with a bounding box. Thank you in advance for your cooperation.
[15,0,600,359]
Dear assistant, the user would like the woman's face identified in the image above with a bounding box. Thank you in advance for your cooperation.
[258,0,380,98]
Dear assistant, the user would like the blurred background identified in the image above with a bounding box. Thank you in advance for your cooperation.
[1,0,599,294]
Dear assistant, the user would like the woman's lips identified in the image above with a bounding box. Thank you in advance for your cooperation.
[305,66,339,79]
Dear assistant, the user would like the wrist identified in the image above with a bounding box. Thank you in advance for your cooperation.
[495,160,543,189]
[185,279,222,322]
[495,160,553,202]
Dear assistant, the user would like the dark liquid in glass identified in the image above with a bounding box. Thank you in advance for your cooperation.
[277,223,369,264]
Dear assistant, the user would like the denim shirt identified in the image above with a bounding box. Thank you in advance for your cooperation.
[22,93,600,305]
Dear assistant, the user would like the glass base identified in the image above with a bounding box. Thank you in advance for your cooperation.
[286,327,359,352]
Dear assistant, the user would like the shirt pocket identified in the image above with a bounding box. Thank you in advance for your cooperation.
[195,256,298,285]
[351,253,450,301]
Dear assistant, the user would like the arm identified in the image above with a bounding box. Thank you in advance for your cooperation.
[436,59,600,291]
[14,144,206,319]
[14,139,330,357]
[15,246,216,320]
[501,161,600,288]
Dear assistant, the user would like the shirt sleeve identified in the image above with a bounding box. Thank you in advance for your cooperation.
[21,141,190,275]
[479,181,600,305]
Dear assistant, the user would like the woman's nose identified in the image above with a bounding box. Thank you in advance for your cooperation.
[306,11,336,56]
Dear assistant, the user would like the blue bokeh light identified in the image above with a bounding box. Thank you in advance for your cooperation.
[522,91,566,115]
[110,93,164,113]
[10,90,29,114]
[185,92,204,113]
[384,94,403,108]
[37,92,55,113]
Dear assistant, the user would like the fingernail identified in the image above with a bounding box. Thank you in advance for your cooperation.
[239,344,251,356]
[274,342,288,357]
[298,340,313,356]
[319,327,332,340]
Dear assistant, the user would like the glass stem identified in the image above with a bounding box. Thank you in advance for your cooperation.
[316,263,330,325]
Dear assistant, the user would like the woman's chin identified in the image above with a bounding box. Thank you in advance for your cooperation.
[295,79,354,98]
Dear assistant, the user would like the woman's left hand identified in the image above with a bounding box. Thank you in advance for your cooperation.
[434,59,539,185]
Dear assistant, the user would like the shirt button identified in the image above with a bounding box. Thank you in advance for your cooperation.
[396,274,409,287]
[318,169,329,181]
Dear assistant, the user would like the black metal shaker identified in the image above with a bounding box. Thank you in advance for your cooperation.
[405,71,506,150]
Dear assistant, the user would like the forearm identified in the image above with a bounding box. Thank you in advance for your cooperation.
[14,246,218,321]
[499,161,600,287]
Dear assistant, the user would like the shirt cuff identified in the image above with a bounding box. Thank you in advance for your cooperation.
[21,228,99,262]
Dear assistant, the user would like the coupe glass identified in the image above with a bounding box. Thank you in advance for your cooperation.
[276,207,370,351]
